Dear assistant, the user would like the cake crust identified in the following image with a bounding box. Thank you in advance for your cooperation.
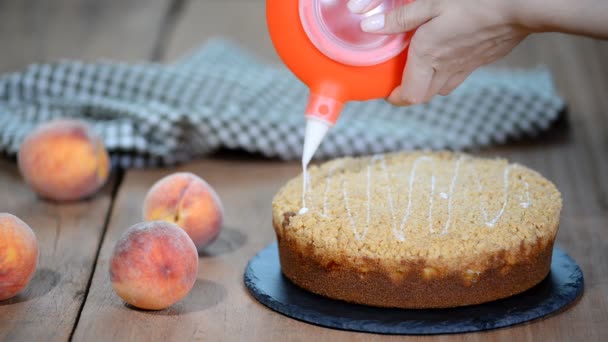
[275,217,554,308]
[272,152,561,309]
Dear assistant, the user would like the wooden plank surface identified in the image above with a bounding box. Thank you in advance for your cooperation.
[71,160,304,341]
[70,159,606,342]
[0,0,168,340]
[164,0,280,63]
[0,160,117,341]
[73,1,608,340]
[0,0,169,73]
[1,0,607,340]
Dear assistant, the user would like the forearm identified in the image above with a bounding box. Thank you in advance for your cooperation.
[510,0,608,39]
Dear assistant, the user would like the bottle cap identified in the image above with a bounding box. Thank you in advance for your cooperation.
[299,0,409,66]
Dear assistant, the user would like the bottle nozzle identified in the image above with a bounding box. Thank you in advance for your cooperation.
[302,118,331,167]
[302,93,344,165]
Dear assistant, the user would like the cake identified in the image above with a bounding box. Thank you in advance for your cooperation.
[271,152,562,309]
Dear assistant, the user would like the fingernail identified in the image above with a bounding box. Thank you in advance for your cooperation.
[361,13,385,32]
[347,0,373,14]
[401,93,418,105]
[397,97,413,106]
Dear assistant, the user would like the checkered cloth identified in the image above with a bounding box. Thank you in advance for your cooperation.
[0,39,564,168]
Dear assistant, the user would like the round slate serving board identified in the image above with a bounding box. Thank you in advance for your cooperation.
[244,243,583,335]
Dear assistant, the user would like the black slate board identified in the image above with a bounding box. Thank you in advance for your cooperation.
[244,243,583,335]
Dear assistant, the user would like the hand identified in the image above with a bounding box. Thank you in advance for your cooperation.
[348,0,530,105]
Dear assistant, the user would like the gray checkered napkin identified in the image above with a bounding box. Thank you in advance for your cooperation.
[0,39,564,168]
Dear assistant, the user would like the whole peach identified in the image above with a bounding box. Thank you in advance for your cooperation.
[0,213,39,300]
[143,172,223,251]
[18,119,110,201]
[109,221,198,310]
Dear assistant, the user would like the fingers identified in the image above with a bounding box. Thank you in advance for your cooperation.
[347,0,384,14]
[361,0,440,34]
[388,47,435,105]
[387,86,409,105]
[438,71,471,96]
[388,69,471,106]
[423,71,450,102]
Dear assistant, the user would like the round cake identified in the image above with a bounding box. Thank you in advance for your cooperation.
[272,152,562,309]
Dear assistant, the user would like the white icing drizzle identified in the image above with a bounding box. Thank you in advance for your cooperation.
[303,154,533,241]
[374,155,399,239]
[342,155,382,241]
[321,163,340,217]
[342,172,370,241]
[299,167,312,215]
[396,156,433,241]
[471,164,515,228]
[520,182,531,208]
[366,161,372,238]
[307,171,313,207]
[429,174,436,233]
[485,165,513,227]
[441,156,465,235]
[300,164,308,214]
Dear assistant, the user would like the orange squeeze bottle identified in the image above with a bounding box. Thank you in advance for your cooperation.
[266,0,413,167]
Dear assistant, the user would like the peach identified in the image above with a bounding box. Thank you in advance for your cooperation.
[0,213,39,300]
[18,119,110,201]
[109,221,198,310]
[143,172,223,251]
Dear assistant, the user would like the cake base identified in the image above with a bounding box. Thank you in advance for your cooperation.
[277,232,554,309]
[244,243,583,335]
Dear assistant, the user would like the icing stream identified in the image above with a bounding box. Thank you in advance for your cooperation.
[299,162,310,215]
[299,155,532,241]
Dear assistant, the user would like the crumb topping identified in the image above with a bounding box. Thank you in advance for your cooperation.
[272,152,561,272]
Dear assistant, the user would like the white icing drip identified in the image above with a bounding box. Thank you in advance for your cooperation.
[342,156,383,241]
[300,163,308,214]
[366,161,372,239]
[485,165,514,227]
[441,156,465,235]
[322,163,340,217]
[520,182,531,208]
[429,174,436,233]
[303,154,531,240]
[471,164,514,228]
[306,170,313,206]
[471,166,489,222]
[375,155,398,239]
[300,164,314,215]
[342,174,370,241]
[397,156,433,241]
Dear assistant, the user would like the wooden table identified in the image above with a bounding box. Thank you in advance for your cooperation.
[0,1,606,341]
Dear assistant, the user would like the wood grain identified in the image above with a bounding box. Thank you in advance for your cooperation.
[164,0,280,63]
[74,2,608,338]
[0,159,117,341]
[0,0,169,73]
[72,162,607,341]
[1,0,607,340]
[71,160,302,341]
[0,0,168,340]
